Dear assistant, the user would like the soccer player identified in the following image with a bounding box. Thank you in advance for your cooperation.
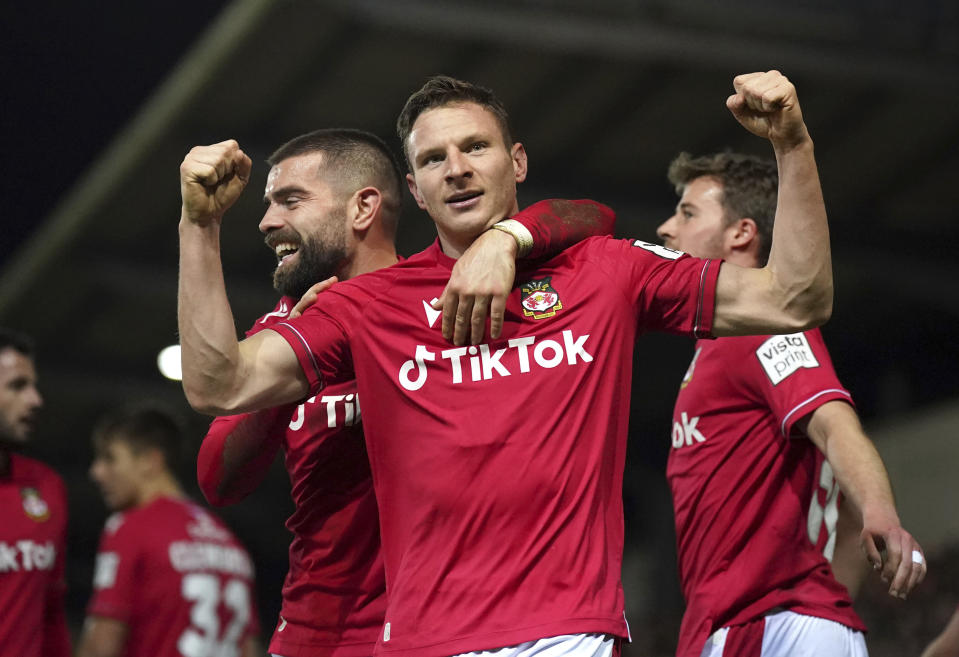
[178,70,835,657]
[0,328,69,657]
[194,128,614,657]
[657,151,925,656]
[77,404,260,657]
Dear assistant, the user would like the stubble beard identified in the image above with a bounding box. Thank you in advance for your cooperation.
[272,233,348,300]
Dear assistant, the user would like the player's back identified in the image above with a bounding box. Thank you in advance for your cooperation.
[89,496,257,657]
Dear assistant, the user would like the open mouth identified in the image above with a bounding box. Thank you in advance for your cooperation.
[273,242,299,266]
[446,190,483,209]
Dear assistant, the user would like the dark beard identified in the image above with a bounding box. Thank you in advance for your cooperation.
[273,236,347,299]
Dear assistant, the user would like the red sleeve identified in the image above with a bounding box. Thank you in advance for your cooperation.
[594,238,721,338]
[197,408,288,506]
[87,518,138,623]
[43,476,70,657]
[512,199,616,260]
[746,328,854,438]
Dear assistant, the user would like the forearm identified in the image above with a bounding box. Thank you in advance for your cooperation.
[76,617,127,657]
[923,607,959,657]
[510,199,616,259]
[808,403,898,528]
[198,409,287,505]
[177,218,245,412]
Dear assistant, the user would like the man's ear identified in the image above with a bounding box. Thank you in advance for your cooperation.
[511,142,528,183]
[350,187,383,232]
[406,173,428,211]
[728,217,758,250]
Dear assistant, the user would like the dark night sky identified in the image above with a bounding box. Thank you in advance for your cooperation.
[0,2,228,261]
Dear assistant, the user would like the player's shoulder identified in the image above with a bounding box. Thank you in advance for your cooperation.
[318,247,438,303]
[247,296,297,334]
[10,453,66,490]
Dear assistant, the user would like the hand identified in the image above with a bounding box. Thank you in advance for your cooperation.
[860,510,926,599]
[180,140,252,227]
[289,277,338,319]
[726,71,809,149]
[435,228,517,345]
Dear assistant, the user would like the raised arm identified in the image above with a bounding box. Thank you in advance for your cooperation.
[712,71,832,336]
[437,199,616,345]
[177,141,308,414]
[803,401,926,599]
[197,409,287,505]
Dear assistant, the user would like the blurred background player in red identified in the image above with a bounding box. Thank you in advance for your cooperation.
[194,128,614,657]
[657,151,926,656]
[78,404,260,657]
[0,328,69,657]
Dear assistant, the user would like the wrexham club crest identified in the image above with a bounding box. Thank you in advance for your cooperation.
[520,277,563,319]
[22,487,50,522]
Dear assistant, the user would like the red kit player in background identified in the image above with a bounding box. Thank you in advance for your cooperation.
[178,71,837,657]
[0,328,69,657]
[77,405,260,657]
[657,151,926,656]
[195,128,615,657]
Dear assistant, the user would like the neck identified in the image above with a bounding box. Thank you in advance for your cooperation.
[723,249,761,268]
[136,474,185,507]
[0,449,9,477]
[339,242,399,280]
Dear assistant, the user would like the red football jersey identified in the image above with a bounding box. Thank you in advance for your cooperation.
[0,454,69,657]
[203,297,385,657]
[88,496,258,657]
[667,329,866,657]
[272,237,720,657]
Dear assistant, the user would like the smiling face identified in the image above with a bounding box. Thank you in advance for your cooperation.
[656,176,732,260]
[0,347,42,447]
[405,102,528,257]
[259,152,350,298]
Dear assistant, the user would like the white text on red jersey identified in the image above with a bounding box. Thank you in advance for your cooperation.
[398,330,594,391]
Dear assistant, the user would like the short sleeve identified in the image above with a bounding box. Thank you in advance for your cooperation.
[585,237,721,338]
[746,328,854,438]
[270,289,358,395]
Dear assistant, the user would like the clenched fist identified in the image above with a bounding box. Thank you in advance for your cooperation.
[727,71,810,150]
[180,140,252,227]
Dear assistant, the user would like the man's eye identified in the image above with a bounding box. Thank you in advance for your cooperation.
[468,142,486,152]
[424,154,443,165]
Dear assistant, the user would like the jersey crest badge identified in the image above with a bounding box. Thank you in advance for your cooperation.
[520,277,563,319]
[680,347,702,389]
[21,487,50,522]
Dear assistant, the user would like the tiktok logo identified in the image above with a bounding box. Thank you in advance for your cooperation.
[671,412,706,448]
[289,394,361,429]
[398,330,593,392]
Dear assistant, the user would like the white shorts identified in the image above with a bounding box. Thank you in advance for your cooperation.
[452,633,615,657]
[699,610,867,657]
